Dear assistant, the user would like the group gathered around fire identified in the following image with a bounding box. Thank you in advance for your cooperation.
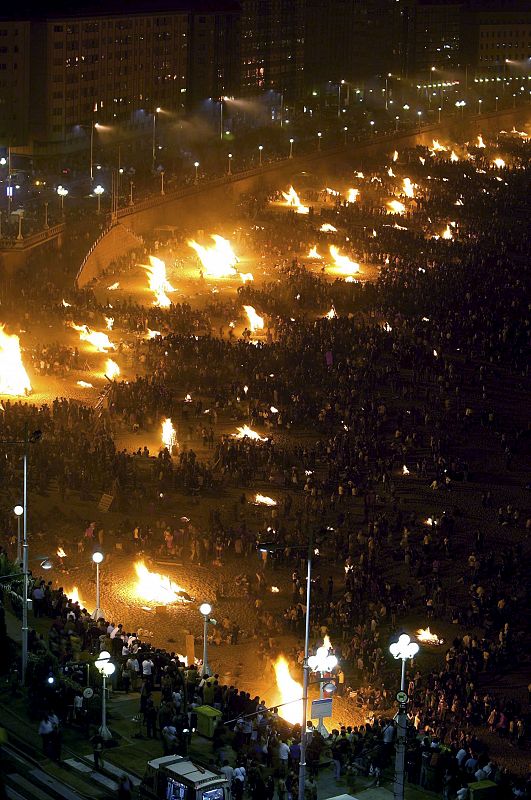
[0,128,530,800]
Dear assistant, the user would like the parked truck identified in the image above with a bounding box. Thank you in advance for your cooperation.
[139,756,230,800]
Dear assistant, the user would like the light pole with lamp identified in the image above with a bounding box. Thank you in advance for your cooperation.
[343,126,348,145]
[194,161,200,183]
[57,185,68,213]
[495,95,499,111]
[437,106,442,123]
[478,98,483,115]
[199,603,213,676]
[94,184,104,214]
[385,73,392,111]
[129,180,134,206]
[0,428,42,682]
[395,115,400,131]
[95,650,115,740]
[259,537,315,800]
[90,123,101,183]
[160,170,165,195]
[258,145,263,166]
[317,131,322,151]
[307,640,338,736]
[227,153,232,175]
[338,80,345,117]
[417,110,422,129]
[14,505,23,563]
[289,138,294,159]
[389,634,420,800]
[92,550,104,620]
[152,107,161,170]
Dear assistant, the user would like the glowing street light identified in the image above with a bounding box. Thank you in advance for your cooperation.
[478,98,483,115]
[227,152,233,175]
[308,639,338,735]
[57,185,68,212]
[199,603,213,676]
[317,131,322,151]
[343,126,348,145]
[289,137,294,158]
[258,144,263,166]
[95,650,115,740]
[390,634,420,800]
[13,505,23,563]
[92,550,104,620]
[94,184,104,214]
[194,161,200,183]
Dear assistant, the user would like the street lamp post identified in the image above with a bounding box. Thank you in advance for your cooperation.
[389,634,420,800]
[152,107,161,171]
[478,98,482,115]
[1,428,42,682]
[495,95,499,112]
[129,180,134,206]
[395,116,400,131]
[160,170,165,196]
[14,505,23,564]
[95,650,115,740]
[289,138,294,159]
[385,73,392,111]
[194,161,200,183]
[94,184,104,214]
[417,110,422,129]
[199,603,212,676]
[338,80,345,118]
[258,145,263,166]
[57,185,68,213]
[308,640,338,736]
[343,126,348,145]
[44,202,49,230]
[92,551,104,620]
[227,153,232,175]
[317,131,322,151]
[437,107,442,123]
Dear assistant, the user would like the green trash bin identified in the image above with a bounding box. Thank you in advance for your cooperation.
[195,705,222,738]
[468,780,498,799]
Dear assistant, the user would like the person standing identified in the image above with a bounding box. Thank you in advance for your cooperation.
[91,732,104,770]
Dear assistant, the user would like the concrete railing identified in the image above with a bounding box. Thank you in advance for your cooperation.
[0,222,65,251]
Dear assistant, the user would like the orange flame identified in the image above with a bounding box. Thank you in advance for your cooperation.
[274,656,303,726]
[0,326,32,396]
[134,560,188,605]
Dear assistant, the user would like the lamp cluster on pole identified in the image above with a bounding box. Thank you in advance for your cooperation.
[389,634,420,800]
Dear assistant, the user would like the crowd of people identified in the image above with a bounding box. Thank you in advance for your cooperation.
[1,125,530,799]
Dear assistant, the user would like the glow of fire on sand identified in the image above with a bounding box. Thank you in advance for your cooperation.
[105,359,120,379]
[325,307,337,319]
[402,464,410,475]
[388,167,395,177]
[492,158,505,169]
[307,246,322,259]
[107,282,120,290]
[329,245,360,275]
[105,316,114,330]
[57,547,67,558]
[274,656,303,726]
[477,134,486,148]
[271,586,280,593]
[243,305,264,332]
[142,256,175,307]
[232,425,268,441]
[253,494,277,506]
[431,139,447,152]
[161,418,177,450]
[392,150,399,162]
[347,188,359,203]
[69,322,115,353]
[134,560,188,605]
[281,186,309,214]
[188,235,239,278]
[239,273,254,283]
[320,223,337,233]
[417,627,444,645]
[387,200,406,215]
[402,178,415,198]
[62,299,72,307]
[76,380,94,388]
[146,329,161,339]
[450,151,459,162]
[0,326,32,396]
